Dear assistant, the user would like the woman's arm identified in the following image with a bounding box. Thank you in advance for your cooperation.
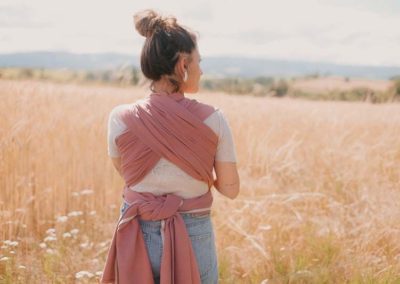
[213,161,240,199]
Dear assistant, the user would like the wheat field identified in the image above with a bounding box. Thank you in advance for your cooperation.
[0,79,399,283]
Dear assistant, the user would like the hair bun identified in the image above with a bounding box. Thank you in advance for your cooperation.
[133,9,177,38]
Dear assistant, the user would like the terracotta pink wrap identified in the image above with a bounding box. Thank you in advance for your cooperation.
[101,91,219,284]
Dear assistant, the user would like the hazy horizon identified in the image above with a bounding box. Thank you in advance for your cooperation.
[1,0,400,67]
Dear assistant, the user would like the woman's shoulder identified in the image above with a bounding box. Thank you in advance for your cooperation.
[203,107,231,135]
[109,103,132,115]
[108,102,138,121]
[203,106,221,120]
[184,98,219,121]
[107,103,137,132]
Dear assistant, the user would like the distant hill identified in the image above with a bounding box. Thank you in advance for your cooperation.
[0,51,135,71]
[0,51,399,80]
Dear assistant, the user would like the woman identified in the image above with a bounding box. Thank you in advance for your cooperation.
[101,9,240,284]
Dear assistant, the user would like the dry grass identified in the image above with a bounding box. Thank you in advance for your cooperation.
[0,79,399,283]
[292,76,393,93]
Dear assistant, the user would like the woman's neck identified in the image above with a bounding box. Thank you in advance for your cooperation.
[151,79,183,95]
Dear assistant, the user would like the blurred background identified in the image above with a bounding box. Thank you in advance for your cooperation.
[1,1,400,283]
[1,0,400,102]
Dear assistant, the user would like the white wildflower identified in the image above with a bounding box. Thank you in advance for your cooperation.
[9,250,15,254]
[0,257,10,262]
[80,189,94,195]
[295,270,312,276]
[62,232,72,238]
[44,236,57,242]
[95,271,103,276]
[39,242,47,248]
[75,270,94,279]
[68,211,83,217]
[46,228,56,235]
[1,245,8,249]
[80,242,93,249]
[56,215,68,223]
[18,265,26,269]
[89,210,96,216]
[3,240,18,247]
[72,191,80,197]
[259,225,272,231]
[70,229,79,235]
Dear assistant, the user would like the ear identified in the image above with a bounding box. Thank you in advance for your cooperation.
[175,53,188,79]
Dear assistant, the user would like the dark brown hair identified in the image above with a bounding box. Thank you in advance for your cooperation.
[133,9,198,92]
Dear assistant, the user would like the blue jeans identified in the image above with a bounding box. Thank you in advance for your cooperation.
[120,201,219,284]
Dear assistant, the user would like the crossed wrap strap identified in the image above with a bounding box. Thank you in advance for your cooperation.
[115,92,218,189]
[101,92,219,283]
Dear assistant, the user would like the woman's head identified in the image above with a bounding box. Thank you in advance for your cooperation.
[133,9,203,94]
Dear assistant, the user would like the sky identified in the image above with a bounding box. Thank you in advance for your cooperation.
[1,0,399,66]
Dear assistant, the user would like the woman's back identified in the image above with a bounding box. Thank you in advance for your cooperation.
[107,102,237,199]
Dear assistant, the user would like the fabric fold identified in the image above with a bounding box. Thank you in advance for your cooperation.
[115,92,218,189]
[101,92,219,283]
[101,186,213,284]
